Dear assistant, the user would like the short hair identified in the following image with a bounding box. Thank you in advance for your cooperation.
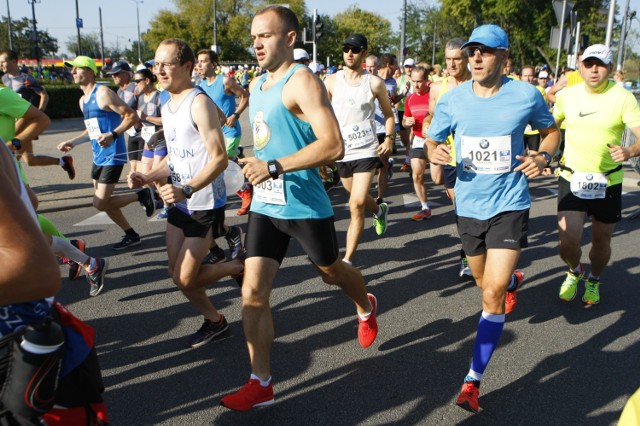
[159,38,195,73]
[0,50,18,61]
[365,55,378,66]
[255,5,300,34]
[521,65,534,73]
[379,53,397,68]
[411,65,429,80]
[445,38,467,51]
[196,49,219,64]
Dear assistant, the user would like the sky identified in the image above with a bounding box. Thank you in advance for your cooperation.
[2,0,637,58]
[1,0,404,57]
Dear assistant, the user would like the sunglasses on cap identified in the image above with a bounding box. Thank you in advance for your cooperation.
[464,45,504,57]
[342,45,363,54]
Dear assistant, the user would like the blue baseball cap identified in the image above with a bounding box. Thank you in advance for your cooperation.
[461,24,508,49]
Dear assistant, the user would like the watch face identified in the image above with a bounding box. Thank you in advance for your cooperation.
[183,185,193,195]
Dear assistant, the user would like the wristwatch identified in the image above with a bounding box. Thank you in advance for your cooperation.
[111,131,119,140]
[182,185,194,199]
[267,160,280,179]
[536,152,552,166]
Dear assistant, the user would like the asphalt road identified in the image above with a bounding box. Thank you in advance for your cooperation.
[23,116,640,425]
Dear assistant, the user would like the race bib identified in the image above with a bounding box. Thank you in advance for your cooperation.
[342,120,376,150]
[253,177,286,205]
[141,125,156,143]
[570,172,608,199]
[412,135,425,150]
[84,118,101,141]
[460,135,511,174]
[126,126,137,137]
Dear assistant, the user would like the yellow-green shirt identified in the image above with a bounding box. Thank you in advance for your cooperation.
[553,81,640,186]
[436,76,456,166]
[524,85,548,135]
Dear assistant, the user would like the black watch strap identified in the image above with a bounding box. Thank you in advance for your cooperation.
[111,131,119,140]
[537,151,552,166]
[267,160,279,179]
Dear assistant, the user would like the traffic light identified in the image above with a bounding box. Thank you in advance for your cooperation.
[313,16,323,42]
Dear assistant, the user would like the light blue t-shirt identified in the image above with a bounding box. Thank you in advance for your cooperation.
[428,76,554,220]
[198,76,241,138]
[249,64,333,220]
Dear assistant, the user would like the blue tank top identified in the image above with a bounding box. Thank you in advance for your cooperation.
[249,65,333,219]
[83,84,127,166]
[198,76,241,138]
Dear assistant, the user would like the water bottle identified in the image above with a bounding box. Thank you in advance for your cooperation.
[0,317,65,421]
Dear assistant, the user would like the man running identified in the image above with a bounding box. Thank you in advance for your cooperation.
[0,49,75,179]
[128,39,244,348]
[427,24,559,413]
[324,33,395,264]
[553,44,640,305]
[427,37,473,277]
[220,6,378,411]
[402,65,432,221]
[57,56,156,250]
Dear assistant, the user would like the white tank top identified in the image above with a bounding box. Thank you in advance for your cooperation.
[3,144,38,225]
[162,89,226,211]
[331,71,379,162]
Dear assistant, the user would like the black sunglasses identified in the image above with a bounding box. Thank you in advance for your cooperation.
[465,45,503,57]
[133,78,144,83]
[342,45,363,54]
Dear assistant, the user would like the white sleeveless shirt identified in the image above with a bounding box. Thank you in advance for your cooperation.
[331,71,379,162]
[162,89,226,211]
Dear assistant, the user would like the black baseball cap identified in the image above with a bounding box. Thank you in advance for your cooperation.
[343,34,368,51]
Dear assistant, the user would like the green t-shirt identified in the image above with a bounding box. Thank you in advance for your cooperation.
[0,87,31,141]
[554,81,640,186]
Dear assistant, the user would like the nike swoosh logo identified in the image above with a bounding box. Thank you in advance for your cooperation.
[579,111,597,117]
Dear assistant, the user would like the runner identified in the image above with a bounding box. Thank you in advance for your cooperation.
[553,44,640,305]
[402,65,432,221]
[57,56,156,251]
[0,49,75,179]
[324,34,395,263]
[220,6,378,411]
[427,37,473,276]
[128,38,244,348]
[427,24,559,413]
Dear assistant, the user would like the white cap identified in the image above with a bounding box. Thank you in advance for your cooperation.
[135,64,147,71]
[403,58,415,67]
[294,48,310,61]
[308,62,319,73]
[538,71,549,78]
[582,44,613,65]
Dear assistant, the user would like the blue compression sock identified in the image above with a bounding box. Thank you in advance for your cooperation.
[467,310,505,382]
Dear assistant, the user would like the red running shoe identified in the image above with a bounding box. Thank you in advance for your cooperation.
[358,293,378,348]
[61,156,75,180]
[236,184,253,216]
[505,269,524,314]
[220,379,274,411]
[456,382,481,413]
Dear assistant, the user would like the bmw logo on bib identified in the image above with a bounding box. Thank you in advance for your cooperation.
[480,139,490,149]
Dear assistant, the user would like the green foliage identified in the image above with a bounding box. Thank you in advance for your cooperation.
[0,16,58,58]
[42,83,118,119]
[66,33,103,58]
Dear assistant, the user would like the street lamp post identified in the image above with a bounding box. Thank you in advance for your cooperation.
[6,0,13,50]
[27,0,41,78]
[132,0,143,64]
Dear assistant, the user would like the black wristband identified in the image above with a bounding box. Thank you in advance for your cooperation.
[536,151,552,166]
[111,131,119,140]
[233,113,240,119]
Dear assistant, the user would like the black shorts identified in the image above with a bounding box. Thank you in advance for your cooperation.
[91,164,124,184]
[167,205,226,238]
[457,210,529,256]
[336,157,381,178]
[397,110,405,125]
[245,212,339,266]
[128,135,145,161]
[443,164,457,189]
[557,177,622,223]
[524,133,541,152]
[410,148,427,159]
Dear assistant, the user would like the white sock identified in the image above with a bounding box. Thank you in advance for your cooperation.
[51,237,89,266]
[421,202,429,211]
[87,257,98,271]
[58,157,65,167]
[342,259,352,265]
[250,374,271,387]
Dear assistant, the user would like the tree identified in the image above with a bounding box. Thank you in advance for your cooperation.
[0,16,58,58]
[66,33,102,58]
